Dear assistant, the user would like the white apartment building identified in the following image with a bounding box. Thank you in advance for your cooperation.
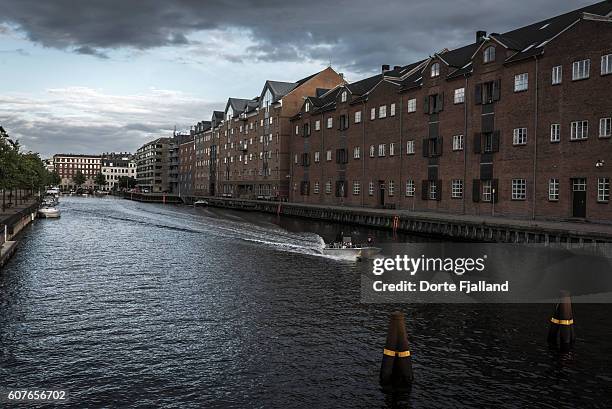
[101,152,137,191]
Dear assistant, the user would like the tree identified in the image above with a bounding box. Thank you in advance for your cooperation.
[116,176,137,190]
[50,171,61,186]
[73,170,86,187]
[1,126,49,209]
[94,172,106,189]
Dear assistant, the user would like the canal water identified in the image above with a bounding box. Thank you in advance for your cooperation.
[1,196,611,408]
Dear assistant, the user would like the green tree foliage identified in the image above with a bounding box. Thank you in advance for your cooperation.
[116,176,137,190]
[0,125,51,193]
[94,172,106,188]
[73,170,86,187]
[50,171,61,186]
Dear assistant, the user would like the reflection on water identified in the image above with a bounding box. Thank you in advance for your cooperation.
[0,196,610,408]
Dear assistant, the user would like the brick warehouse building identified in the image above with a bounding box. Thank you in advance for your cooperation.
[289,2,612,223]
[194,67,345,200]
[53,153,102,191]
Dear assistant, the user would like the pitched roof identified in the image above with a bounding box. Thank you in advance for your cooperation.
[267,81,296,99]
[346,74,382,95]
[438,1,612,68]
[226,98,250,116]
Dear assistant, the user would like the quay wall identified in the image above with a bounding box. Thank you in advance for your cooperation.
[201,197,612,244]
[0,201,39,268]
[117,191,184,204]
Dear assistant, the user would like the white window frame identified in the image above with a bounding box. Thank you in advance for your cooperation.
[341,91,347,102]
[389,143,395,156]
[598,177,610,202]
[407,98,416,113]
[305,102,310,112]
[295,125,299,135]
[378,144,385,157]
[429,181,437,200]
[572,59,590,80]
[405,180,415,197]
[602,54,612,76]
[370,108,376,120]
[549,178,559,201]
[431,62,440,78]
[550,123,560,142]
[353,146,361,159]
[452,134,464,151]
[390,103,396,116]
[368,181,374,196]
[388,181,395,196]
[315,120,321,131]
[513,128,527,145]
[326,150,332,161]
[552,65,562,85]
[353,181,361,195]
[327,117,333,129]
[599,117,611,138]
[369,145,375,157]
[514,73,528,92]
[354,111,362,124]
[325,181,331,194]
[570,120,589,140]
[512,179,527,200]
[379,105,387,118]
[483,46,495,63]
[482,180,492,202]
[314,181,320,194]
[406,140,415,155]
[314,151,320,163]
[451,179,463,198]
[454,88,465,104]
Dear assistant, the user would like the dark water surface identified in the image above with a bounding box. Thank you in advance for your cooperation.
[1,197,611,408]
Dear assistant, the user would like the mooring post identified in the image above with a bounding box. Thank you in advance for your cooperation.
[547,291,576,351]
[380,311,413,391]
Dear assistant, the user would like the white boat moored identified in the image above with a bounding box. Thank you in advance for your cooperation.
[38,207,61,218]
[194,200,209,207]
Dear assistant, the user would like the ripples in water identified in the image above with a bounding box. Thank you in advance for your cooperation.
[0,196,611,408]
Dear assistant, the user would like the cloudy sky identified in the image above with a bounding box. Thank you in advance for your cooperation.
[0,0,594,158]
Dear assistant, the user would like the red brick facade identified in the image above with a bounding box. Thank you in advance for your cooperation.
[290,14,612,223]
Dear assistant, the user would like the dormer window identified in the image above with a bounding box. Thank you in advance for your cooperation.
[483,46,496,63]
[341,91,347,102]
[226,106,233,121]
[262,88,273,111]
[305,102,310,112]
[431,62,440,78]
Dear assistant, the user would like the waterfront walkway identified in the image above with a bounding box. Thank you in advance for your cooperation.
[287,201,612,237]
[201,197,612,242]
[0,197,39,267]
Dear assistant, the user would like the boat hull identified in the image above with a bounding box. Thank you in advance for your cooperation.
[38,208,61,218]
[321,247,381,261]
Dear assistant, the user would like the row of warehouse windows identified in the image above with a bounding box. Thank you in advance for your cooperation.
[292,117,611,165]
[300,54,611,126]
[297,178,610,203]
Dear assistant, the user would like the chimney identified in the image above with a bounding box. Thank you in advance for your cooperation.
[382,64,390,73]
[393,65,402,71]
[476,30,487,43]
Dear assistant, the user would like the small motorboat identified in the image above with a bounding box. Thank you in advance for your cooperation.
[42,194,58,206]
[46,187,60,197]
[194,199,209,207]
[322,236,381,261]
[38,206,61,218]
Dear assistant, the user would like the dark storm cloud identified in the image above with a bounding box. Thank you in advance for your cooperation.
[0,88,223,157]
[0,0,595,72]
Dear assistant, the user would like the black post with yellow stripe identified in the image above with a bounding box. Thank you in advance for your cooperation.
[380,311,413,391]
[547,291,576,351]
